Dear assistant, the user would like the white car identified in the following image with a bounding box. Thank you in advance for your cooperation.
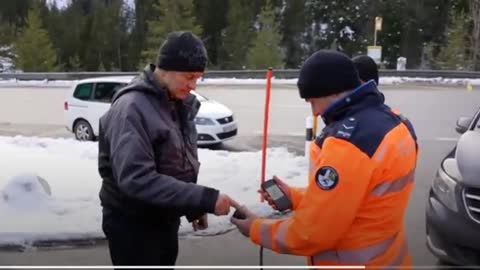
[63,76,238,145]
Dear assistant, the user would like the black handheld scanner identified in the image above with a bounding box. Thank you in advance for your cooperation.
[261,178,292,212]
[232,209,246,220]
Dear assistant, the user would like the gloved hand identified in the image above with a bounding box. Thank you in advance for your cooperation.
[258,175,291,211]
[230,203,258,237]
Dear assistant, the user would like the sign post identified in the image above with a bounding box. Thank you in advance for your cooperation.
[369,17,383,64]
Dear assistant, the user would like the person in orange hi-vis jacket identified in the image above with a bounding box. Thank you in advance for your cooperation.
[231,49,418,268]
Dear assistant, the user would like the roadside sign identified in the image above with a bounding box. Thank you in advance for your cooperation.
[368,46,382,64]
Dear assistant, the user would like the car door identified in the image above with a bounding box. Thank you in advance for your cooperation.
[68,82,94,129]
[88,82,126,135]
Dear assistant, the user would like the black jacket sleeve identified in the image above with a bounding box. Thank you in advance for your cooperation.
[107,101,219,215]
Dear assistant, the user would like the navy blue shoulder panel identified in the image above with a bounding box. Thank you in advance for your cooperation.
[316,105,401,158]
[397,113,418,142]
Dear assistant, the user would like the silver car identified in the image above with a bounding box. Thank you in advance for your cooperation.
[426,107,480,265]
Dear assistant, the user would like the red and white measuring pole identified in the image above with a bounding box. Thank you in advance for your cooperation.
[260,68,273,201]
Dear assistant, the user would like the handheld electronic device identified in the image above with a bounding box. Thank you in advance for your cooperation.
[232,209,246,220]
[261,178,292,212]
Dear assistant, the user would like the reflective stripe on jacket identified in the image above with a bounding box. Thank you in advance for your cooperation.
[249,81,418,268]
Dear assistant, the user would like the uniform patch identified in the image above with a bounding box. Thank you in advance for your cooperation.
[335,117,357,140]
[315,166,339,190]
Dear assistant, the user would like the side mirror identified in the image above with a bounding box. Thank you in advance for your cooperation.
[456,117,472,134]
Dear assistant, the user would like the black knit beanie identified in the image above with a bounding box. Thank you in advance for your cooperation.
[297,50,362,99]
[157,31,208,72]
[352,55,379,85]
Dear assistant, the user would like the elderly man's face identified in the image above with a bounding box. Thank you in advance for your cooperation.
[164,71,203,100]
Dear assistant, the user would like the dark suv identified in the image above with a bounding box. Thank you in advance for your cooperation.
[426,107,480,265]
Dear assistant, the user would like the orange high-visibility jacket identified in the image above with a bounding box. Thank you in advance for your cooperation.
[249,81,418,268]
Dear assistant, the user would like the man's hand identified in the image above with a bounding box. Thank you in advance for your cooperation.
[192,214,208,231]
[214,193,235,216]
[258,176,291,210]
[230,202,258,237]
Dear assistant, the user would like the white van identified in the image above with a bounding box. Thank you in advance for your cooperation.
[63,76,237,146]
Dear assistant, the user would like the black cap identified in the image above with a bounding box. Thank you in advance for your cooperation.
[352,55,379,85]
[297,50,362,99]
[157,31,208,72]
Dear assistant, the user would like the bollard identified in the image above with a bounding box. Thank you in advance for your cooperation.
[305,116,314,158]
[314,115,325,137]
[467,80,473,92]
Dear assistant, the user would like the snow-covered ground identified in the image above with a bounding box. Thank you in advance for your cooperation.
[1,76,480,87]
[0,136,308,248]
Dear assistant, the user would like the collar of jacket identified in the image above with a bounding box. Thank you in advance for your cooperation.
[143,64,201,118]
[321,80,384,125]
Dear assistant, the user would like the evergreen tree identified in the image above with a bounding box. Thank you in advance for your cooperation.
[14,3,57,71]
[46,0,87,71]
[302,0,369,57]
[0,0,32,34]
[246,0,283,69]
[81,0,124,71]
[127,0,156,71]
[469,0,480,70]
[118,2,137,71]
[69,54,82,71]
[279,0,306,68]
[219,0,256,69]
[98,61,106,72]
[193,0,228,68]
[375,0,407,69]
[141,0,202,65]
[436,10,470,70]
[0,23,14,53]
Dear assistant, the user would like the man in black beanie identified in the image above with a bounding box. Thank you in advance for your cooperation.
[352,54,379,85]
[231,49,418,268]
[98,31,237,268]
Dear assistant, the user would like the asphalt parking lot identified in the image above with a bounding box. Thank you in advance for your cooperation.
[0,82,478,267]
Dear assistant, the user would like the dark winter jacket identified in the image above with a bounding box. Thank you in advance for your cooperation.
[98,64,219,224]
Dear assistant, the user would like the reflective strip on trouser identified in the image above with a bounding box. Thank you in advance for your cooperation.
[311,233,408,266]
[257,220,290,253]
[371,169,415,196]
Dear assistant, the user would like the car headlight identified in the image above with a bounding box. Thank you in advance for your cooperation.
[194,117,215,125]
[432,168,458,212]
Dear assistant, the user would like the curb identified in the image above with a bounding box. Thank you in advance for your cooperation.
[0,237,106,252]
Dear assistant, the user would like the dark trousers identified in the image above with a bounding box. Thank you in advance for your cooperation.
[102,208,181,269]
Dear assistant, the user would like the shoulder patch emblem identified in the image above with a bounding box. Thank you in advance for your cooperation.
[315,166,339,190]
[335,118,357,139]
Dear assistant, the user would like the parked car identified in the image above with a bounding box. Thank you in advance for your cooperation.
[63,76,238,145]
[426,106,480,265]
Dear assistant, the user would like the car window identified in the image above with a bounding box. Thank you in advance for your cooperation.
[73,83,93,100]
[93,83,126,103]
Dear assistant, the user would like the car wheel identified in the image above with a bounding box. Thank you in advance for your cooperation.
[74,120,94,141]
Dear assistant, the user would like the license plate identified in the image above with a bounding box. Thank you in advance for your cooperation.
[222,124,236,133]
